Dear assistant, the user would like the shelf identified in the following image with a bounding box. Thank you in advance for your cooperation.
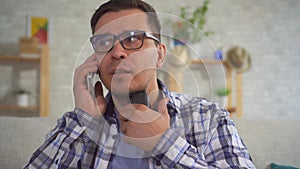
[0,56,40,63]
[0,105,38,111]
[191,59,243,117]
[0,44,49,117]
[226,106,236,113]
[191,59,226,64]
[0,105,39,117]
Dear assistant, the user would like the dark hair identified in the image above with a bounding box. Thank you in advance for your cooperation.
[90,0,161,41]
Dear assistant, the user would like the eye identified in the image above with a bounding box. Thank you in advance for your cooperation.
[124,35,140,43]
[98,39,111,47]
[95,36,113,48]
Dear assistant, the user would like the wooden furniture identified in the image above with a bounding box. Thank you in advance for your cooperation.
[0,44,49,117]
[191,59,243,117]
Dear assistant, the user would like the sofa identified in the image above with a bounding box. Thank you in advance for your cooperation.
[0,116,299,169]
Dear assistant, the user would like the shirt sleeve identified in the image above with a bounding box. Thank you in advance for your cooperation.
[22,108,107,169]
[150,114,256,169]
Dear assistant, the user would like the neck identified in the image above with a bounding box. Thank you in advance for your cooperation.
[111,79,162,109]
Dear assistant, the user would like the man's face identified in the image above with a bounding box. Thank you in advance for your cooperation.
[94,9,165,95]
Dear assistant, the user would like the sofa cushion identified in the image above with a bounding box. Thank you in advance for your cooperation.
[270,163,300,169]
[0,116,57,169]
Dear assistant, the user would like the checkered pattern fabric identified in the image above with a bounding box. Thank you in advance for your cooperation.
[23,80,255,169]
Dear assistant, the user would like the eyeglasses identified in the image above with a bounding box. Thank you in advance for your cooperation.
[90,30,160,53]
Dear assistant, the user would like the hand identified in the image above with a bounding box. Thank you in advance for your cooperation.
[73,54,106,117]
[118,97,170,152]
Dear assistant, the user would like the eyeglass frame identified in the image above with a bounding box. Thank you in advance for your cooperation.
[90,30,160,53]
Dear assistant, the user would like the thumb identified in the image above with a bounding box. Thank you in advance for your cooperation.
[95,81,106,114]
[157,97,169,114]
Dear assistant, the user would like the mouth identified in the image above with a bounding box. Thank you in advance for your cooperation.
[111,68,131,75]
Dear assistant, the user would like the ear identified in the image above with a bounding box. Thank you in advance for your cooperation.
[156,44,166,68]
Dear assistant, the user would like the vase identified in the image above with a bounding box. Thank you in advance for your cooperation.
[17,93,29,107]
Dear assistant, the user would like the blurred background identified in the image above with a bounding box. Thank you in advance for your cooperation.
[1,0,300,168]
[1,0,299,119]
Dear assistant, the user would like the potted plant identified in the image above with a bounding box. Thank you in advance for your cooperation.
[216,88,231,97]
[173,0,214,44]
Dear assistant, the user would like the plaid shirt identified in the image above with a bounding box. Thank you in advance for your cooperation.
[24,80,256,169]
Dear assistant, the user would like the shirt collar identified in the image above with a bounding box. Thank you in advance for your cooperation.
[157,79,181,115]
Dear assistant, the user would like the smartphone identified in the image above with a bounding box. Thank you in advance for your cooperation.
[87,72,96,99]
[129,90,150,107]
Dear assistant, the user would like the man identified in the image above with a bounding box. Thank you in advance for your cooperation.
[24,0,256,168]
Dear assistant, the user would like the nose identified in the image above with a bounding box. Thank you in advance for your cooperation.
[110,41,127,60]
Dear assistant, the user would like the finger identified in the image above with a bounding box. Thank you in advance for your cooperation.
[118,110,130,123]
[87,53,104,67]
[95,81,106,114]
[120,122,128,134]
[119,104,160,123]
[157,97,170,127]
[157,97,169,114]
[83,53,97,63]
[118,104,148,123]
[79,60,98,74]
[74,61,98,84]
[75,54,98,77]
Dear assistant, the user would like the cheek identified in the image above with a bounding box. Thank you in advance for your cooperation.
[130,48,158,70]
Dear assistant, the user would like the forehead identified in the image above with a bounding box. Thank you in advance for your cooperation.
[94,9,151,35]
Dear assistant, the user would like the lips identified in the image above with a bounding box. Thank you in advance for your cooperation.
[114,69,130,74]
[111,68,131,75]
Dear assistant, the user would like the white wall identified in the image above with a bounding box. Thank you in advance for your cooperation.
[0,0,300,119]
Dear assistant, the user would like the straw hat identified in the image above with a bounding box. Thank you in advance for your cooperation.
[226,46,251,72]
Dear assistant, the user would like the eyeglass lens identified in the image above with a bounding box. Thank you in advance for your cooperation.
[91,31,145,53]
